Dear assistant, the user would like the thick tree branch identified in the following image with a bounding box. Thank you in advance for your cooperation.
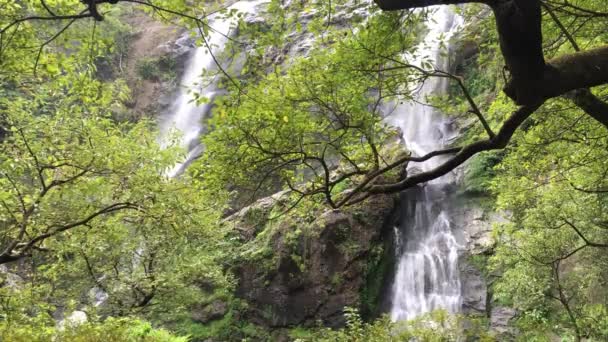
[503,45,608,104]
[85,0,104,21]
[564,89,608,130]
[335,146,463,207]
[492,0,546,104]
[374,0,491,11]
[367,102,542,194]
[375,0,608,117]
[541,2,608,131]
[563,219,608,248]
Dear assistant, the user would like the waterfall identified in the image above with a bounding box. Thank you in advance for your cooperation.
[388,6,464,322]
[159,0,264,177]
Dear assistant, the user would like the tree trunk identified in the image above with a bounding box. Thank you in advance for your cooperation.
[376,1,547,103]
[490,0,545,104]
[375,0,608,106]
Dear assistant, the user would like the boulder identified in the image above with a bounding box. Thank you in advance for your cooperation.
[192,300,230,323]
[453,206,497,256]
[230,192,397,328]
[490,306,518,338]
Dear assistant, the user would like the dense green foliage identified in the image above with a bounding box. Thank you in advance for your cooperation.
[1,317,188,342]
[289,308,494,342]
[0,0,235,338]
[488,96,608,340]
[1,0,608,341]
[460,2,608,340]
[198,6,428,208]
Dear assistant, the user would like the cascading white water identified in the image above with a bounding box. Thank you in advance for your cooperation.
[159,0,264,177]
[388,6,464,322]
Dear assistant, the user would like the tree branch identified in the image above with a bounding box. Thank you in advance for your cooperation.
[0,13,93,35]
[541,2,608,131]
[503,45,608,104]
[335,146,462,207]
[565,89,608,130]
[0,202,139,264]
[563,219,608,248]
[367,102,542,194]
[374,0,491,11]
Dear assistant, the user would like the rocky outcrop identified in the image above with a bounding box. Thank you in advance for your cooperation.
[226,192,398,328]
[253,0,368,67]
[459,260,487,315]
[192,300,229,324]
[121,14,188,118]
[490,306,518,338]
[445,203,492,316]
[457,207,498,256]
[449,196,521,338]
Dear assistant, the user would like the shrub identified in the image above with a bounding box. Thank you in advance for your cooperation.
[0,317,188,342]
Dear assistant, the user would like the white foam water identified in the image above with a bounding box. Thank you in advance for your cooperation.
[159,0,265,177]
[388,6,464,322]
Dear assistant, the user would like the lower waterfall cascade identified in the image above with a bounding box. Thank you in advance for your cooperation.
[388,6,465,322]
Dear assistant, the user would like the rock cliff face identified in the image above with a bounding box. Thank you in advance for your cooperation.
[225,192,398,328]
[453,205,494,316]
[93,11,192,121]
[120,14,188,117]
[451,200,518,336]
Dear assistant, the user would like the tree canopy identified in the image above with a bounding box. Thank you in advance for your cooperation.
[0,0,607,340]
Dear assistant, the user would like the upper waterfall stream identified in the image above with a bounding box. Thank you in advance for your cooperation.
[388,6,464,322]
[159,0,263,177]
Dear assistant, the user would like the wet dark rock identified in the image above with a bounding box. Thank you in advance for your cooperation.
[490,306,518,338]
[229,192,397,328]
[459,261,487,314]
[451,200,518,334]
[192,300,230,323]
